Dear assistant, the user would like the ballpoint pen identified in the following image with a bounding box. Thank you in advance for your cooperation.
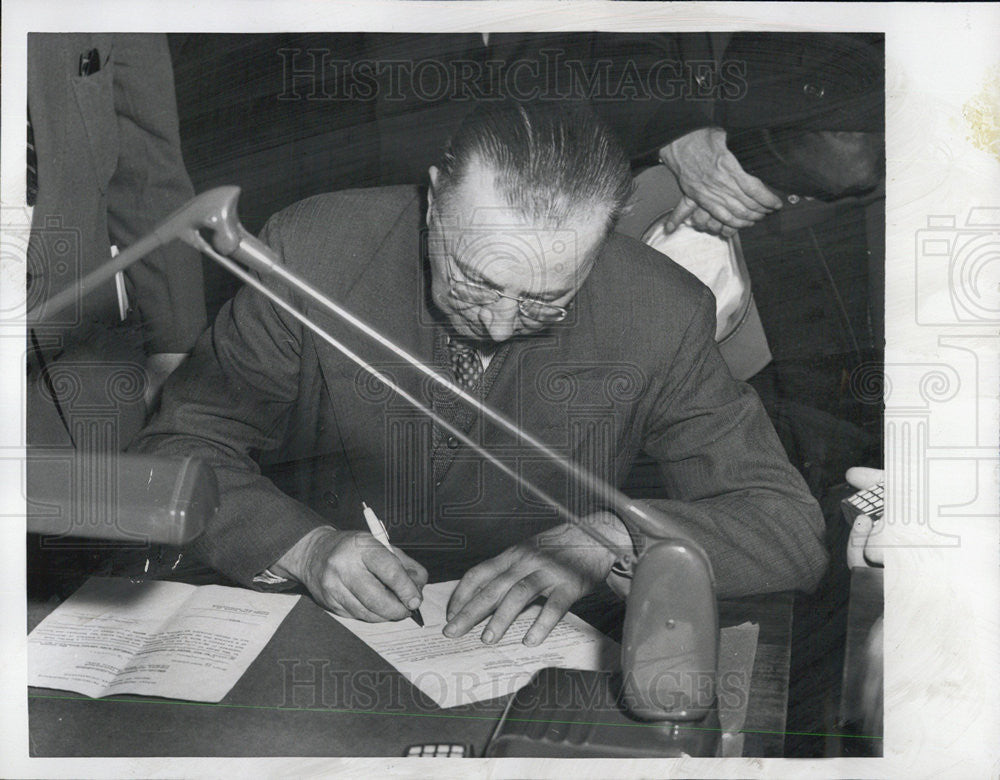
[362,502,425,627]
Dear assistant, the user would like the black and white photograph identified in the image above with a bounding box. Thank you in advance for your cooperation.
[2,3,997,777]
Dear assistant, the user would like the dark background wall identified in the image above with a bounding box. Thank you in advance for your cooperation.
[170,33,381,314]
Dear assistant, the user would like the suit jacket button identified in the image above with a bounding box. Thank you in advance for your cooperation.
[446,436,459,449]
[323,490,339,508]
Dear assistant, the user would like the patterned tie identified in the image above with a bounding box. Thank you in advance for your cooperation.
[448,337,484,393]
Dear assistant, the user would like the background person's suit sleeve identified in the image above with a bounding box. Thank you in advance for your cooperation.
[106,33,207,354]
[129,216,329,587]
[639,287,829,597]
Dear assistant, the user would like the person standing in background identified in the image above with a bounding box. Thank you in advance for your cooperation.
[26,33,208,589]
[26,32,207,448]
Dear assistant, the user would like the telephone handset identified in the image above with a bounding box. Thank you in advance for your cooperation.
[841,481,884,524]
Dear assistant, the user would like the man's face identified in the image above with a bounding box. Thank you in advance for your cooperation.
[427,160,608,344]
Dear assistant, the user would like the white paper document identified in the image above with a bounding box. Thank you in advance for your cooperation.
[28,577,299,702]
[329,580,620,708]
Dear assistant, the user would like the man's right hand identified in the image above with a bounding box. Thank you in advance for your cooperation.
[272,526,428,621]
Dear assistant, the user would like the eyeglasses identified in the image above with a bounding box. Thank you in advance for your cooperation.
[445,261,572,323]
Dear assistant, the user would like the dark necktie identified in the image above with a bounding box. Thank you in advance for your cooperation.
[448,337,484,393]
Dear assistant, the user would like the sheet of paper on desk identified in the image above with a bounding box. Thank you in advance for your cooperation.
[329,580,620,709]
[717,621,760,757]
[28,577,298,702]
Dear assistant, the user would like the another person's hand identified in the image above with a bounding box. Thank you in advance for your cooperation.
[846,467,885,568]
[846,466,883,491]
[273,526,427,621]
[659,127,783,237]
[443,514,630,646]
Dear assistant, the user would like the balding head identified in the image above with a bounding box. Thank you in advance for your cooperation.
[433,100,634,234]
[425,101,633,344]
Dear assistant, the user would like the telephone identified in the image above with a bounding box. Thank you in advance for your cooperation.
[842,481,885,569]
[841,481,884,524]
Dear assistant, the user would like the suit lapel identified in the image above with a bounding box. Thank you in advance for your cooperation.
[308,202,440,527]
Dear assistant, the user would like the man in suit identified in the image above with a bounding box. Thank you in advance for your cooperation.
[26,33,207,449]
[132,101,827,646]
[25,34,208,596]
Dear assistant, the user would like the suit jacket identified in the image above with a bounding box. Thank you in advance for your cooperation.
[27,33,206,355]
[132,186,828,597]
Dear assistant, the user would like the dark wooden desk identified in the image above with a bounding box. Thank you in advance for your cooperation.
[723,593,794,757]
[28,585,793,757]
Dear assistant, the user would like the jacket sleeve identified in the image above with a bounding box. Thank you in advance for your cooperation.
[637,286,828,597]
[105,33,207,355]
[129,216,330,587]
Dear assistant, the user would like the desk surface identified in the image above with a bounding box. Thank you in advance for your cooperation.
[28,584,793,758]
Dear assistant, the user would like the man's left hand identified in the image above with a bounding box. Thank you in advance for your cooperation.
[443,516,627,646]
